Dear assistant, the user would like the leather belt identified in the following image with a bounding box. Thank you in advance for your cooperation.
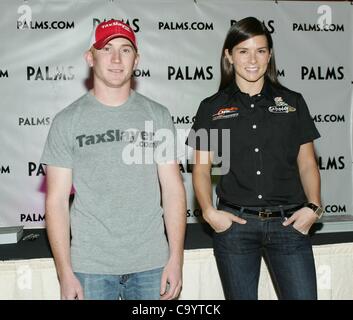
[218,199,304,218]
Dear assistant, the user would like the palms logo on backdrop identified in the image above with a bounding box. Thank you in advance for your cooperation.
[18,117,51,126]
[0,69,9,78]
[17,3,31,29]
[313,114,345,124]
[133,69,150,78]
[20,213,45,223]
[186,208,203,219]
[318,156,345,171]
[277,69,285,78]
[17,2,74,30]
[293,5,344,32]
[324,204,347,214]
[172,115,195,125]
[28,162,45,177]
[230,19,275,33]
[26,66,75,81]
[1,165,10,174]
[158,21,214,31]
[167,66,213,80]
[301,66,344,80]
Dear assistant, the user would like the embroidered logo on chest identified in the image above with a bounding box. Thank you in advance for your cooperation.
[268,97,296,113]
[212,107,239,121]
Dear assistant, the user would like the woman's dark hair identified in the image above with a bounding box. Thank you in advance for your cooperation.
[219,16,282,91]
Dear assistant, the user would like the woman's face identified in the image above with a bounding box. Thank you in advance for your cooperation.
[225,35,271,89]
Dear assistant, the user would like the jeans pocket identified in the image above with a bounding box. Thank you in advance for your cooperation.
[214,222,235,236]
[289,224,309,237]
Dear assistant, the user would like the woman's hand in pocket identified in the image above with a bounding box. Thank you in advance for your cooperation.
[203,207,247,233]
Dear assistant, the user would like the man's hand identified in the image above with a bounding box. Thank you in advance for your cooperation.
[60,273,84,300]
[160,258,183,300]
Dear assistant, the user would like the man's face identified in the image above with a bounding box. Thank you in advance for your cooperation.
[86,37,139,89]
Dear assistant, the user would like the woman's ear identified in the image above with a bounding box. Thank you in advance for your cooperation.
[268,49,272,63]
[225,49,233,65]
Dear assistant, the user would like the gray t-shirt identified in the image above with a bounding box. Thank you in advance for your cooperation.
[41,91,177,274]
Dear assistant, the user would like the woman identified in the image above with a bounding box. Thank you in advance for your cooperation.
[186,17,322,300]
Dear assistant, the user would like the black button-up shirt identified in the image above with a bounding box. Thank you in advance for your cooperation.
[187,80,320,206]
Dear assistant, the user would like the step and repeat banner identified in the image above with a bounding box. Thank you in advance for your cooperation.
[0,0,352,229]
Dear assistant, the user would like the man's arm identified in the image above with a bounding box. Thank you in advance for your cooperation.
[157,162,186,300]
[45,165,83,300]
[282,142,321,233]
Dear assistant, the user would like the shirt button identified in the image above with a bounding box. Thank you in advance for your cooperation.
[250,104,254,108]
[252,124,257,129]
[254,148,259,152]
[258,195,262,199]
[256,171,261,175]
[258,94,261,97]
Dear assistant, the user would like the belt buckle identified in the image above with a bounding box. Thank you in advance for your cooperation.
[258,209,272,218]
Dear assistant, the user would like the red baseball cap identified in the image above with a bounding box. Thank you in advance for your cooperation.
[90,19,137,51]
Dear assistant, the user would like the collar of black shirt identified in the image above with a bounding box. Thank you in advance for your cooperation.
[225,78,277,101]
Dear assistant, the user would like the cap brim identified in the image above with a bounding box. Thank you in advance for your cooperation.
[93,35,137,51]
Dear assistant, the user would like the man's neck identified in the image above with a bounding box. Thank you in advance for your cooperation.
[91,82,132,107]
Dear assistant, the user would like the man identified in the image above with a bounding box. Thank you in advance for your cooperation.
[41,20,186,300]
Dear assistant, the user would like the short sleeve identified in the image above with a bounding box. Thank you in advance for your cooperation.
[185,100,213,151]
[154,107,181,164]
[40,113,74,168]
[296,94,321,145]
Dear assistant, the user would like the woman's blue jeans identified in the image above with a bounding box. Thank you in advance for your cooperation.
[213,202,317,300]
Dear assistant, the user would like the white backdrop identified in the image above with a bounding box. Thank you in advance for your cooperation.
[0,0,352,229]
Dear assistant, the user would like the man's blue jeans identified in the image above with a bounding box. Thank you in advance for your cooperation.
[74,266,163,300]
[213,202,317,300]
